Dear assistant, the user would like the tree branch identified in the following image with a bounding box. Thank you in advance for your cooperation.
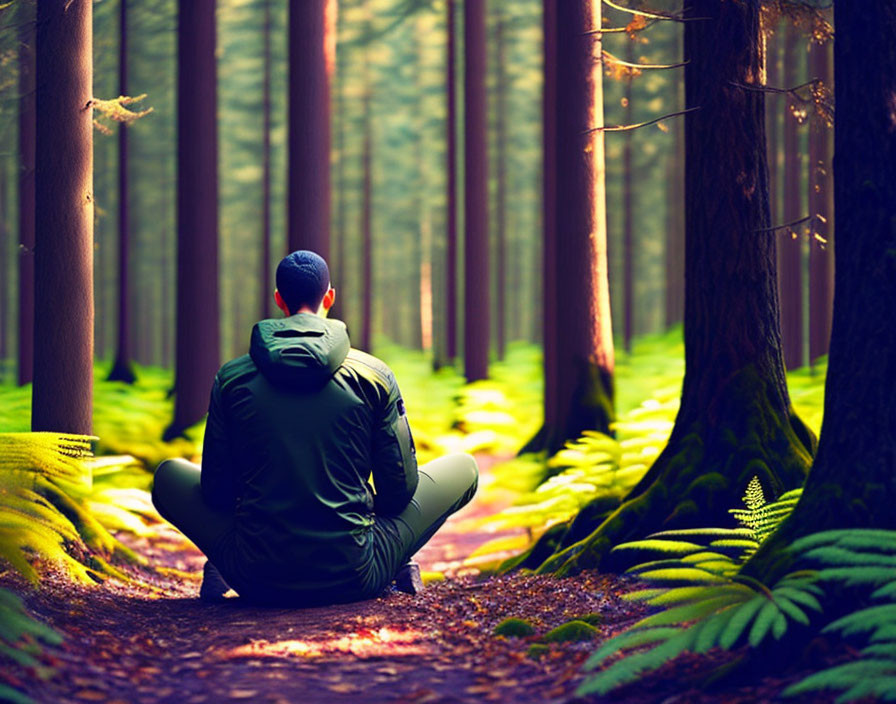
[583,106,699,134]
[601,0,711,23]
[602,50,688,70]
[753,215,813,234]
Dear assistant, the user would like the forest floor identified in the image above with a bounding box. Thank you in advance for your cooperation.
[3,453,845,704]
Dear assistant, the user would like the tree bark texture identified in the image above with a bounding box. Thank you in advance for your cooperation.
[522,0,615,455]
[778,26,803,370]
[808,38,833,365]
[260,0,273,321]
[463,0,489,383]
[746,0,896,579]
[18,3,35,387]
[494,7,507,362]
[166,0,220,440]
[0,165,8,374]
[623,38,635,352]
[359,91,373,353]
[108,0,136,384]
[287,0,333,260]
[32,0,94,434]
[534,0,812,576]
[445,0,458,363]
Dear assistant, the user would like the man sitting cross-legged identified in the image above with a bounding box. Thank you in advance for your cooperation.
[152,250,478,605]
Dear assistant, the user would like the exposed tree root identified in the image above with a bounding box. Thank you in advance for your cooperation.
[533,367,814,575]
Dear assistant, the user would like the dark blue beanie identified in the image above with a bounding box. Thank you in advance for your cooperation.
[276,250,330,313]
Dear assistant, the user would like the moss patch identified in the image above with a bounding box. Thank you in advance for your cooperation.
[493,617,536,638]
[540,620,597,643]
[526,643,550,660]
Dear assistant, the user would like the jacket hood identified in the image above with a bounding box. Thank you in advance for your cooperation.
[250,314,350,391]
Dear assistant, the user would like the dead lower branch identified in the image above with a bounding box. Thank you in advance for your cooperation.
[583,106,699,134]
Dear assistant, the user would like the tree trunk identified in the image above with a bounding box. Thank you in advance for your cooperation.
[664,114,685,329]
[808,37,833,366]
[445,0,458,363]
[522,0,615,454]
[165,0,220,440]
[535,0,813,576]
[778,25,803,370]
[0,164,8,379]
[746,0,896,579]
[260,0,273,321]
[31,0,94,434]
[765,25,779,246]
[359,91,373,353]
[623,38,635,352]
[331,16,347,326]
[494,7,507,362]
[108,0,136,383]
[17,3,35,387]
[665,28,685,331]
[287,0,333,260]
[463,0,489,382]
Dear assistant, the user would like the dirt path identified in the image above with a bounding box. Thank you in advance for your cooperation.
[5,454,646,704]
[3,453,847,703]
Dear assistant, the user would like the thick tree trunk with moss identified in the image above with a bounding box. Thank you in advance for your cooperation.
[31,0,94,435]
[522,0,614,455]
[531,0,813,576]
[745,0,896,581]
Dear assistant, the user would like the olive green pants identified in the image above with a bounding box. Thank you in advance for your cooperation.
[151,453,478,600]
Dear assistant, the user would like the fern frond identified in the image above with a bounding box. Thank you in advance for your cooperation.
[578,628,699,695]
[613,539,706,554]
[585,627,685,668]
[648,527,755,539]
[693,607,740,653]
[718,595,766,649]
[783,659,896,701]
[824,605,896,639]
[636,567,729,584]
[815,567,896,587]
[633,594,745,630]
[790,529,896,553]
[804,546,896,567]
[644,584,751,606]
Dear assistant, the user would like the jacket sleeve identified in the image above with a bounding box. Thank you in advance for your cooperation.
[370,373,419,515]
[200,373,238,511]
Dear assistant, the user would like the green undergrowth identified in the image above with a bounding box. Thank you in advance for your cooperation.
[379,341,543,463]
[0,433,163,700]
[579,528,896,701]
[478,331,826,560]
[573,473,896,702]
[0,364,202,469]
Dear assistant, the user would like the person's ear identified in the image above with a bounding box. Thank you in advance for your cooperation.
[321,287,336,313]
[274,290,290,316]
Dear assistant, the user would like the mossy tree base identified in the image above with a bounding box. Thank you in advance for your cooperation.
[520,361,614,456]
[534,367,814,576]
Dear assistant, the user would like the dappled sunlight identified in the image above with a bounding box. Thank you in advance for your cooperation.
[221,626,431,660]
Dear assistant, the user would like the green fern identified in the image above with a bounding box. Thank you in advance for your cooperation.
[782,530,896,702]
[576,484,814,697]
[728,477,802,552]
[0,586,61,704]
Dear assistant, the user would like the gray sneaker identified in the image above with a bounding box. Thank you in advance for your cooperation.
[393,561,424,595]
[199,560,230,602]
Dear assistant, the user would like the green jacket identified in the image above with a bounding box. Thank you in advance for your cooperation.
[200,313,418,603]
